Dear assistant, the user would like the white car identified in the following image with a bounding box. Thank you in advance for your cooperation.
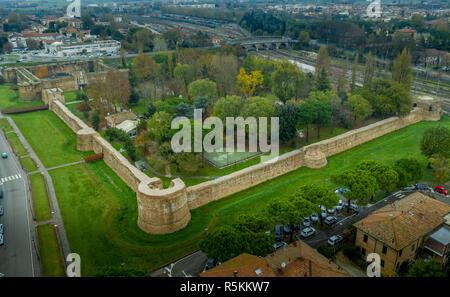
[302,217,311,227]
[321,211,327,218]
[335,200,344,211]
[0,223,3,234]
[300,227,316,238]
[328,235,343,246]
[327,208,335,215]
[350,203,359,212]
[310,213,319,222]
[0,233,3,245]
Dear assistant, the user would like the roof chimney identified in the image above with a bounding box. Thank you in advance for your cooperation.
[233,270,238,277]
[281,262,286,268]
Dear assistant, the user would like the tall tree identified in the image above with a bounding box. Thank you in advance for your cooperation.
[332,169,379,212]
[271,61,304,103]
[315,45,330,80]
[188,79,217,100]
[351,52,359,91]
[356,160,399,194]
[133,52,160,82]
[315,67,331,91]
[347,94,372,121]
[236,68,264,98]
[275,102,301,143]
[392,48,413,91]
[363,52,375,87]
[420,126,450,159]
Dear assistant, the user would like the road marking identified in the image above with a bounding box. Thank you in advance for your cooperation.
[0,174,22,183]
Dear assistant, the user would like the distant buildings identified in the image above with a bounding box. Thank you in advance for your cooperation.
[45,39,121,57]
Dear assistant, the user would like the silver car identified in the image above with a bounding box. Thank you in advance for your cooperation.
[300,227,316,238]
[0,233,3,245]
[0,205,3,216]
[0,223,3,234]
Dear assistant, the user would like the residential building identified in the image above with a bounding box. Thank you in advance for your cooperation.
[116,120,139,137]
[200,240,350,277]
[354,192,450,273]
[422,226,450,267]
[105,111,137,128]
[45,39,121,57]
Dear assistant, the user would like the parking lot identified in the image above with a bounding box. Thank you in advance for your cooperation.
[151,185,449,277]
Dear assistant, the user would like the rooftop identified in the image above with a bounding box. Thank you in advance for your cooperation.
[354,192,450,251]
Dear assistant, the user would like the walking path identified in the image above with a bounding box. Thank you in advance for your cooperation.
[6,116,71,275]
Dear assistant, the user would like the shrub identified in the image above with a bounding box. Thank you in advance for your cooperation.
[76,102,91,112]
[317,245,335,260]
[343,245,362,262]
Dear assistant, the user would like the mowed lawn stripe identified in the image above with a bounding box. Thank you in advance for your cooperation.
[30,173,52,222]
[37,223,66,277]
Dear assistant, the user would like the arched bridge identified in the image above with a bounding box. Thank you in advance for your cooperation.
[229,36,298,51]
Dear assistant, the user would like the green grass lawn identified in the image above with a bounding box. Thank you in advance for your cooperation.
[5,132,27,156]
[20,156,38,172]
[37,223,66,277]
[63,91,79,103]
[10,110,89,167]
[0,85,44,111]
[0,118,13,132]
[46,114,448,275]
[30,173,52,222]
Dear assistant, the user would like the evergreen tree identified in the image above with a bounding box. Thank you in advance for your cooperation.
[315,67,331,91]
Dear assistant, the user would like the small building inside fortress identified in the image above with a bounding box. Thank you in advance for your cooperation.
[1,60,120,102]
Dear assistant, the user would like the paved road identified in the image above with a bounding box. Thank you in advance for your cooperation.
[0,131,34,277]
[151,250,208,277]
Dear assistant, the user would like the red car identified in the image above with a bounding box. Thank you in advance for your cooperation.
[434,186,448,195]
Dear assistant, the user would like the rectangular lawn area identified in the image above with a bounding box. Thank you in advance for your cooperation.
[0,85,44,111]
[10,110,88,167]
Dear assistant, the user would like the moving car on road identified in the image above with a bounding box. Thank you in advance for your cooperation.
[1,153,7,159]
[434,186,448,195]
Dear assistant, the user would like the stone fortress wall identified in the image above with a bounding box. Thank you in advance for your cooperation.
[43,85,443,234]
[1,61,124,101]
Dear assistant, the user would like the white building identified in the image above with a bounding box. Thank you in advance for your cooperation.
[116,120,139,137]
[45,40,121,57]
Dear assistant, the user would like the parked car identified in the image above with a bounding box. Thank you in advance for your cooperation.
[300,227,316,238]
[283,225,292,234]
[0,190,3,199]
[324,216,338,225]
[0,233,3,246]
[339,188,350,194]
[310,213,319,222]
[274,225,283,242]
[302,218,311,227]
[349,203,359,212]
[434,186,448,195]
[273,241,287,251]
[327,208,335,215]
[328,235,343,246]
[416,183,432,191]
[205,258,216,270]
[321,210,328,218]
[0,223,3,234]
[293,223,301,231]
[0,205,3,216]
[1,153,7,159]
[335,200,343,211]
[404,185,416,191]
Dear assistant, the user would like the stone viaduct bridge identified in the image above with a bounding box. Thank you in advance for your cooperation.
[229,36,298,51]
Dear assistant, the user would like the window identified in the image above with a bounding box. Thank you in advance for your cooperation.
[382,245,387,255]
[362,248,366,256]
[381,260,385,267]
[411,244,415,252]
[399,249,403,257]
[363,234,368,243]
